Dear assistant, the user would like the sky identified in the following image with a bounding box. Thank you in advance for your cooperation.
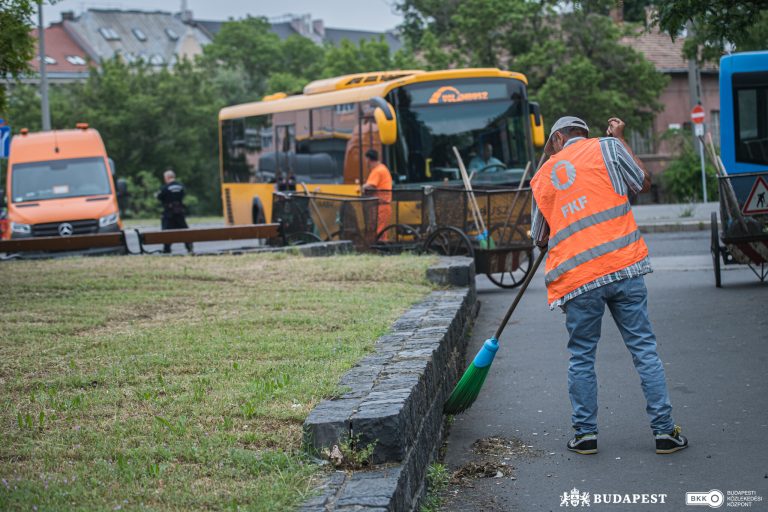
[43,0,405,32]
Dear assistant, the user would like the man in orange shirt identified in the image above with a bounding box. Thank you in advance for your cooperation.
[362,149,392,238]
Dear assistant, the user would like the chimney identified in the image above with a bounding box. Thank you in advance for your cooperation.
[313,19,325,40]
[179,0,193,23]
[61,11,75,21]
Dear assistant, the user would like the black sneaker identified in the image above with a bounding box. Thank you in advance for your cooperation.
[567,433,597,454]
[655,425,688,454]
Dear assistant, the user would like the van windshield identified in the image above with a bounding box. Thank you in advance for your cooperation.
[11,157,112,203]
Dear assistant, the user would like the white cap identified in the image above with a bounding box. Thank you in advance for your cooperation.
[549,116,590,136]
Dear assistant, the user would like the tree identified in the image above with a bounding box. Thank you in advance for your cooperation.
[322,37,400,77]
[397,0,667,134]
[652,0,768,61]
[0,0,37,114]
[201,16,282,97]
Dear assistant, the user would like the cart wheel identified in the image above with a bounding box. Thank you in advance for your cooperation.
[323,230,341,242]
[711,212,722,288]
[287,232,322,246]
[485,224,533,288]
[424,226,475,258]
[373,224,421,254]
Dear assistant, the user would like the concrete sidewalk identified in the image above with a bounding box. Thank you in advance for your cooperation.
[633,201,719,233]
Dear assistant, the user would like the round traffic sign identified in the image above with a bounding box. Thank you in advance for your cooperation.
[691,104,705,124]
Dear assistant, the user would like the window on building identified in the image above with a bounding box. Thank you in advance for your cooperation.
[132,28,147,41]
[65,55,86,65]
[628,125,655,155]
[709,110,720,147]
[42,56,57,65]
[165,27,179,41]
[98,27,120,41]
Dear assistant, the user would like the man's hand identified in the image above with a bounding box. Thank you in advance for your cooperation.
[606,117,626,140]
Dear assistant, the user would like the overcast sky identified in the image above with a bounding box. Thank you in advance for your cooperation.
[43,0,404,32]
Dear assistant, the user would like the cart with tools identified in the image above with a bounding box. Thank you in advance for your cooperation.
[367,188,425,254]
[424,185,535,288]
[270,191,379,251]
[711,171,768,286]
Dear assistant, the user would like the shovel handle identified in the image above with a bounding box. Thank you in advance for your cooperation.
[494,247,547,340]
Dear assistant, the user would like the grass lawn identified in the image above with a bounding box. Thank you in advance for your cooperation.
[0,253,434,510]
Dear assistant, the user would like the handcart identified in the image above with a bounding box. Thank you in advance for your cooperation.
[423,185,535,288]
[271,191,379,251]
[711,171,768,286]
[367,188,424,254]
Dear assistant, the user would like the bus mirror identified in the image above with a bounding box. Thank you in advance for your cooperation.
[370,97,397,145]
[529,102,545,148]
[108,158,116,175]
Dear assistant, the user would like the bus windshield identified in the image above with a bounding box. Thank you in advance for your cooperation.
[11,157,111,203]
[390,78,531,185]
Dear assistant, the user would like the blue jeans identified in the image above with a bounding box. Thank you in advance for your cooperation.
[564,276,674,436]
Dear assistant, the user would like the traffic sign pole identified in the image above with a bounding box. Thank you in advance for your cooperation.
[692,104,707,203]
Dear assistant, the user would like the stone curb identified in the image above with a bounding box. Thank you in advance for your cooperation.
[300,256,477,512]
[638,222,708,233]
[196,240,354,257]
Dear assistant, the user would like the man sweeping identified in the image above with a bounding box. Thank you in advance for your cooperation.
[530,116,688,455]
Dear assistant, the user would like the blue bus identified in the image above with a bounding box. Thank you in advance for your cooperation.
[720,51,768,175]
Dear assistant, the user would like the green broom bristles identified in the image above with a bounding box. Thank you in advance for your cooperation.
[444,337,499,415]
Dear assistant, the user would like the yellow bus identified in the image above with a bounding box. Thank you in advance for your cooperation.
[218,68,544,225]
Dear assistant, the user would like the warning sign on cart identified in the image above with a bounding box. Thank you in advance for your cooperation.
[742,176,768,214]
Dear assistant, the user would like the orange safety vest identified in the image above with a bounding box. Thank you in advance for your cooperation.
[530,138,648,304]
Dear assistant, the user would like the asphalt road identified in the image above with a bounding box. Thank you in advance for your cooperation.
[442,231,768,511]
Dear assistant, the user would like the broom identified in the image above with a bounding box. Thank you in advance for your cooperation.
[444,146,554,415]
[444,247,548,414]
[453,147,494,249]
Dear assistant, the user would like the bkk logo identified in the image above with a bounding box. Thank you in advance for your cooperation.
[686,490,724,508]
[559,488,668,507]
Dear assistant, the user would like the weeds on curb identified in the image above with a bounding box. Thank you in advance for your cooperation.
[420,463,451,512]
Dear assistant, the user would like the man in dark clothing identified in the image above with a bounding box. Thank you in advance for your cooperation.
[156,169,193,254]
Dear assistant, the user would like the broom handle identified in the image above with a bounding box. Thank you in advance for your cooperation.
[453,147,487,235]
[494,247,548,340]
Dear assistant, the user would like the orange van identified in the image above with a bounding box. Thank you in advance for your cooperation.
[2,124,123,240]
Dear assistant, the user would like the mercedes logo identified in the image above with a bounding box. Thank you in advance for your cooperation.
[58,223,74,236]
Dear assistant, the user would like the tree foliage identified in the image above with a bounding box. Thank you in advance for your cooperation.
[651,0,768,62]
[660,129,718,203]
[398,0,668,133]
[0,0,38,113]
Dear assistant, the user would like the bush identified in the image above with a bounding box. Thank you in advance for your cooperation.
[123,170,161,219]
[661,129,719,203]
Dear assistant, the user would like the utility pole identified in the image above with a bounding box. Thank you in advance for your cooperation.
[38,1,51,131]
[686,22,707,203]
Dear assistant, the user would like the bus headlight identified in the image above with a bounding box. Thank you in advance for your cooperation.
[11,222,31,234]
[99,213,119,227]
